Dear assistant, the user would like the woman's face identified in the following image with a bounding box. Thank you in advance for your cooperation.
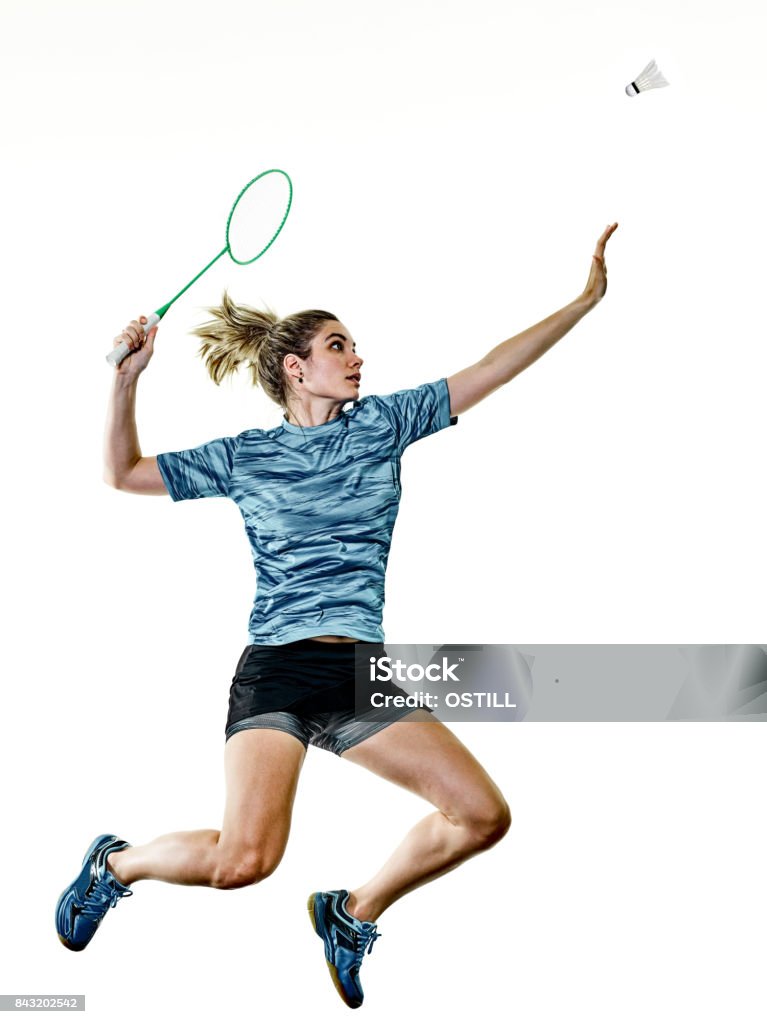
[303,321,363,400]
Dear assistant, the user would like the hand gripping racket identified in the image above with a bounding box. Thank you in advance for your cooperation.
[106,168,293,366]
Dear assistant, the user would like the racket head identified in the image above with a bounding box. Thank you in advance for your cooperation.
[225,168,293,266]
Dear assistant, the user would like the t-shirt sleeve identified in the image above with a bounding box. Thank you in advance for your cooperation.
[156,435,239,501]
[375,378,457,453]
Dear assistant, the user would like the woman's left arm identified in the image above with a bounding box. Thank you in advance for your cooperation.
[446,223,618,417]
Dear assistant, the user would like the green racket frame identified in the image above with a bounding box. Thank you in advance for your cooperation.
[106,169,293,367]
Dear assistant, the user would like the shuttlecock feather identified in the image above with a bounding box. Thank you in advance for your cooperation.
[625,59,669,97]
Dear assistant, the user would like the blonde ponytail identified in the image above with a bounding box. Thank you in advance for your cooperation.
[192,291,276,387]
[191,291,338,411]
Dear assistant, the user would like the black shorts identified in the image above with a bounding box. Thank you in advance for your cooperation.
[225,638,423,755]
[226,638,377,722]
[225,707,431,756]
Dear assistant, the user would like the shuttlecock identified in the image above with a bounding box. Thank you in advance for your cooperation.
[625,59,669,97]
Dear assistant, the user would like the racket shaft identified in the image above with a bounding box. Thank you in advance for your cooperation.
[106,312,160,366]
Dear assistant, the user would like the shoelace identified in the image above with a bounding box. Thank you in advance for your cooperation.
[354,923,381,966]
[80,876,133,921]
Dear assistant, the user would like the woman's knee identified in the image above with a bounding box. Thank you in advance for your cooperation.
[463,794,512,851]
[210,845,283,890]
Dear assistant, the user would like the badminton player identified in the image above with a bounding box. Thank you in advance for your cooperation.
[56,223,617,1008]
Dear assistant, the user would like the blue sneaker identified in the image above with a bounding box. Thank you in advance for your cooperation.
[307,889,381,1009]
[56,834,132,951]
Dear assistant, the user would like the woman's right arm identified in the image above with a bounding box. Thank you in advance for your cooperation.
[104,316,168,495]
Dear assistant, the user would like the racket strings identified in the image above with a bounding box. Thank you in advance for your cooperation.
[226,168,293,265]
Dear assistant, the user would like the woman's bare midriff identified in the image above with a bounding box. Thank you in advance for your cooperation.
[309,635,360,643]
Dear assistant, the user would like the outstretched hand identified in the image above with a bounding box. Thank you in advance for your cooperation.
[581,223,618,307]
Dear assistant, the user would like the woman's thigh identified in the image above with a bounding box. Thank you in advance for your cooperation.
[340,711,509,832]
[220,726,307,866]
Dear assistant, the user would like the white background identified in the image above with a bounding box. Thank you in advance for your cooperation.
[1,0,765,1020]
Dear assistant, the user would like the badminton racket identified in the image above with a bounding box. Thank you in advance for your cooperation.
[106,168,293,366]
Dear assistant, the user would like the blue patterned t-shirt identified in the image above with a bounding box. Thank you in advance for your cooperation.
[156,378,457,645]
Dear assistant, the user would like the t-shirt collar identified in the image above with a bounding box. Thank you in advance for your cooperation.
[280,408,351,435]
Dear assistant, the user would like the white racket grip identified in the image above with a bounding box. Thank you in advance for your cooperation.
[106,312,160,366]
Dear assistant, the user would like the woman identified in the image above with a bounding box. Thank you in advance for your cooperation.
[56,223,617,1009]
